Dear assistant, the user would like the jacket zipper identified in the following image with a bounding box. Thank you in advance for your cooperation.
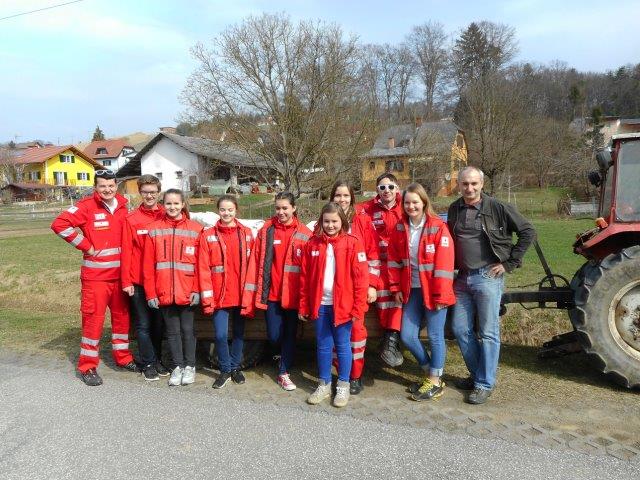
[237,227,243,301]
[171,227,176,303]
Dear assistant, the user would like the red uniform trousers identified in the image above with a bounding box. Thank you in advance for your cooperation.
[375,262,402,331]
[78,279,134,373]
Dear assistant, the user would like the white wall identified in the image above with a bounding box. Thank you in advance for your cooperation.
[140,137,200,191]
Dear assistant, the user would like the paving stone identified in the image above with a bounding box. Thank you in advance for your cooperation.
[567,439,607,456]
[532,435,569,451]
[607,444,640,462]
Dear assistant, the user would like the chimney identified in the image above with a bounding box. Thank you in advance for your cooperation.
[415,116,423,129]
[387,137,395,149]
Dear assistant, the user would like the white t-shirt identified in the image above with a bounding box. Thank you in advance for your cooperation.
[103,198,118,214]
[409,216,425,288]
[321,243,336,305]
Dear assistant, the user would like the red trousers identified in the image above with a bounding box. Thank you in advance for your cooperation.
[78,279,134,373]
[375,264,402,331]
[349,318,367,379]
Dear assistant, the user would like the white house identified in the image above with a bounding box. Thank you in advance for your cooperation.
[83,139,136,173]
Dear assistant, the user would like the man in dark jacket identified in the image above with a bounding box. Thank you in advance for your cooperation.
[447,166,535,404]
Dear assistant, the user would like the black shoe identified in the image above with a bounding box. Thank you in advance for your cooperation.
[350,378,363,395]
[380,331,404,367]
[142,364,159,382]
[155,362,170,377]
[454,376,475,391]
[212,372,232,389]
[121,361,139,373]
[411,379,445,401]
[231,369,246,385]
[407,382,421,394]
[467,387,493,405]
[81,368,103,386]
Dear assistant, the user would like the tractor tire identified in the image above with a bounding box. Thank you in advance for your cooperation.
[199,339,266,371]
[572,246,640,388]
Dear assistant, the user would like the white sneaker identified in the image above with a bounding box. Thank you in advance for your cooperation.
[333,380,350,408]
[307,382,331,405]
[168,366,183,386]
[181,366,196,385]
[277,373,296,391]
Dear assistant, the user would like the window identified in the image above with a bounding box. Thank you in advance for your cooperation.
[155,172,163,180]
[369,161,375,170]
[60,154,75,163]
[385,160,404,172]
[77,172,90,181]
[456,134,464,149]
[53,171,68,185]
[102,160,112,166]
[29,171,41,181]
[176,171,183,179]
[96,147,108,155]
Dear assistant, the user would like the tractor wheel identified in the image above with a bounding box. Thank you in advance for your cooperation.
[572,246,640,388]
[200,339,266,371]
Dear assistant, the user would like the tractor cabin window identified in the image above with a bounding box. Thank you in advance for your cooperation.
[615,140,640,222]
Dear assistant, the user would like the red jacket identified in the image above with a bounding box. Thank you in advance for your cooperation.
[198,222,254,314]
[121,204,165,288]
[387,215,456,310]
[356,193,403,261]
[350,210,381,289]
[142,214,203,306]
[299,232,369,325]
[51,192,128,281]
[243,216,312,315]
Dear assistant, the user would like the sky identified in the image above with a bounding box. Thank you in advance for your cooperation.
[0,0,638,144]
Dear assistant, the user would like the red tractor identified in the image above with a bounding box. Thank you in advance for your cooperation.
[503,133,640,388]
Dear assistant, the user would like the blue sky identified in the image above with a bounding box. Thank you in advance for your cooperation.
[1,0,638,144]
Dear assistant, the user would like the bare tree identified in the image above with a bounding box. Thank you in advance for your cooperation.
[181,13,374,196]
[406,21,449,119]
[0,147,24,187]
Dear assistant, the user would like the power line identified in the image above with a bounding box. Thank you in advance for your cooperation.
[0,0,87,22]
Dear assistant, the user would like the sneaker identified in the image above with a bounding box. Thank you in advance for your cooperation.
[155,362,170,377]
[407,382,421,394]
[168,366,183,386]
[213,371,232,389]
[380,331,404,367]
[231,369,246,385]
[181,366,196,385]
[349,378,364,395]
[411,378,445,401]
[80,368,103,386]
[467,387,493,405]
[277,373,296,391]
[121,361,139,373]
[307,381,332,405]
[142,364,159,382]
[333,380,350,408]
[454,376,475,391]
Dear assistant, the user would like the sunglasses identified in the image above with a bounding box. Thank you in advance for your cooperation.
[377,184,396,191]
[95,169,116,179]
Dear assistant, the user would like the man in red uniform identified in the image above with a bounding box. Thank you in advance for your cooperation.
[357,173,404,367]
[51,170,136,386]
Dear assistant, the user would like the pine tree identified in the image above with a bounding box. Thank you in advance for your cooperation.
[92,125,105,141]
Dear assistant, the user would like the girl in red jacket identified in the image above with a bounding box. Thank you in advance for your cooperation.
[243,192,312,391]
[388,183,455,401]
[300,203,369,408]
[329,181,380,395]
[143,189,203,387]
[198,195,254,389]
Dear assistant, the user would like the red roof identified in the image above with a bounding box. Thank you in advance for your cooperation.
[11,145,101,168]
[83,139,132,159]
[2,182,54,190]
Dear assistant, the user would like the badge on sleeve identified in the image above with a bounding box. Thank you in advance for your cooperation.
[296,248,302,257]
[441,237,449,247]
[357,252,367,262]
[426,244,435,253]
[67,206,79,214]
[311,250,320,257]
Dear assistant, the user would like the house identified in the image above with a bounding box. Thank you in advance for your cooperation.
[361,118,468,196]
[83,139,136,173]
[570,116,640,145]
[10,145,102,188]
[117,132,272,193]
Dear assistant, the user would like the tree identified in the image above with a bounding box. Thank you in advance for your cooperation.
[92,125,105,141]
[406,21,449,119]
[181,13,374,195]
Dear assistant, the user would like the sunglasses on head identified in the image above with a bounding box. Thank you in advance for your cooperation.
[95,169,116,179]
[377,184,396,191]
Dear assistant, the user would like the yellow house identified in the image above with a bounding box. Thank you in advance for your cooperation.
[14,145,102,187]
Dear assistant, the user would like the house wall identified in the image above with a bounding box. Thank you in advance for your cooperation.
[140,137,200,191]
[98,153,128,172]
[22,150,95,187]
[361,156,411,192]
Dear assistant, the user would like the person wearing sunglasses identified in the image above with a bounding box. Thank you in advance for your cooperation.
[356,173,404,368]
[51,169,137,386]
[121,175,169,381]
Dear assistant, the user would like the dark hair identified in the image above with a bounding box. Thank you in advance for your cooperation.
[94,169,116,186]
[376,172,398,186]
[329,181,356,223]
[315,202,349,236]
[274,191,297,216]
[217,194,238,209]
[162,188,189,215]
[137,174,161,192]
[402,182,437,219]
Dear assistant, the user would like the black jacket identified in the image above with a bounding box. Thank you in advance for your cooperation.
[447,193,536,273]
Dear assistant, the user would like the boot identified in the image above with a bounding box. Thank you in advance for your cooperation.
[380,330,403,367]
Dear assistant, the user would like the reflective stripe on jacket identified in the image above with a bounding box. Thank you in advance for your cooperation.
[121,204,165,288]
[356,193,403,261]
[387,215,456,309]
[51,192,128,281]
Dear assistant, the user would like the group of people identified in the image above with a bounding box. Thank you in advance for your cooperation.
[51,166,535,408]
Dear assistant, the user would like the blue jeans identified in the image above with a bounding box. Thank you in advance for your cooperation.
[212,307,245,373]
[451,267,504,390]
[265,301,299,375]
[130,284,163,366]
[399,288,448,377]
[315,305,352,383]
